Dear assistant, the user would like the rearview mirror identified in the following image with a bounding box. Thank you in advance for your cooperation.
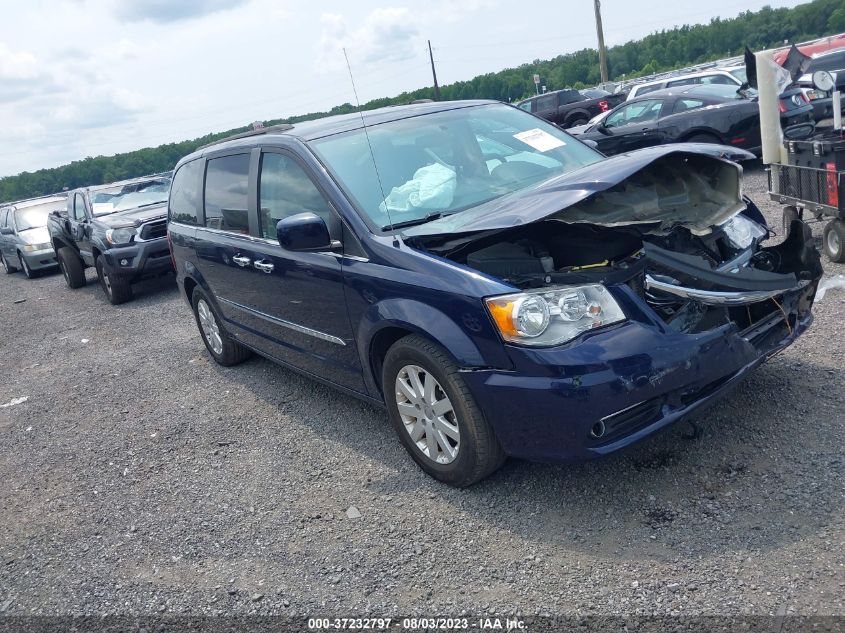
[0,227,13,236]
[277,212,335,252]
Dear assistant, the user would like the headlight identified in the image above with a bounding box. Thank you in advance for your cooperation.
[22,243,52,252]
[721,214,766,250]
[106,227,137,246]
[485,284,626,346]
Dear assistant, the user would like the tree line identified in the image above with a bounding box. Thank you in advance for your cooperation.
[2,0,844,202]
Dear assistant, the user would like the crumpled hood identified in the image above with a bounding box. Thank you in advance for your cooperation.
[97,203,167,227]
[403,145,751,237]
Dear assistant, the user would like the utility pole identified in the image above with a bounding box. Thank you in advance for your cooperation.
[428,40,441,100]
[594,0,608,84]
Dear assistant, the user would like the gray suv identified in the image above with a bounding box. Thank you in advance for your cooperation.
[0,195,67,278]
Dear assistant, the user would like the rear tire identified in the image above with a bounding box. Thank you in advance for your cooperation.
[191,287,252,366]
[782,206,800,234]
[382,334,505,487]
[685,133,722,144]
[1,252,17,274]
[57,246,85,289]
[823,219,845,263]
[18,253,36,279]
[96,255,133,305]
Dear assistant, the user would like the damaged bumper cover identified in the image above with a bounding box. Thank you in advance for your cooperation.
[458,221,822,462]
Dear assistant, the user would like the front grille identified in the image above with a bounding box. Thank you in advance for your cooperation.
[139,220,167,241]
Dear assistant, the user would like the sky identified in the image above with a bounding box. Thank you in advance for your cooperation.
[0,0,808,178]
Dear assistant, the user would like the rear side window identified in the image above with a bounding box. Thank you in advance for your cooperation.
[259,153,335,240]
[0,209,8,229]
[169,159,201,225]
[204,154,250,234]
[673,98,706,114]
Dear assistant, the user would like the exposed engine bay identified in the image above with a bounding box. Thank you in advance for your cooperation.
[408,205,822,340]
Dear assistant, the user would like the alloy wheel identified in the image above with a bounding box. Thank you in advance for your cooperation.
[197,299,224,355]
[394,364,460,464]
[19,255,30,278]
[1,254,7,273]
[827,228,841,258]
[101,268,112,297]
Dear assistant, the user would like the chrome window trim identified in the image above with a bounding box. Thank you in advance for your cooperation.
[217,297,347,346]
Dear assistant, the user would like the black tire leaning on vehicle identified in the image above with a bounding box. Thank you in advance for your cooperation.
[57,246,86,289]
[18,253,35,279]
[782,206,800,234]
[191,286,252,367]
[1,252,17,274]
[96,255,133,305]
[823,219,845,263]
[382,334,506,487]
[566,116,589,128]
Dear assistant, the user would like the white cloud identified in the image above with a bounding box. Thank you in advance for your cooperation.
[112,0,250,23]
[317,7,421,72]
[0,43,39,79]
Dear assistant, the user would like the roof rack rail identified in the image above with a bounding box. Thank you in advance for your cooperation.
[198,123,294,150]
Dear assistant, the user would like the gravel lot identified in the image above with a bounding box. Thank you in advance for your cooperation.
[0,165,843,620]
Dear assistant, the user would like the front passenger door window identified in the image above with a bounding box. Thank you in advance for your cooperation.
[259,153,337,240]
[73,194,87,221]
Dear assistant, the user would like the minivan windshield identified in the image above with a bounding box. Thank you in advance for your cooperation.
[89,177,172,216]
[308,103,603,232]
[15,200,63,231]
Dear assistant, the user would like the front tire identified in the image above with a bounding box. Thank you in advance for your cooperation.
[96,255,133,305]
[57,246,86,289]
[18,253,35,279]
[1,252,17,274]
[823,219,845,263]
[191,287,252,366]
[382,334,505,487]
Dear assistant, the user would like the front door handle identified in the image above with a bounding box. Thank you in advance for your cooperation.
[232,255,251,267]
[254,259,274,273]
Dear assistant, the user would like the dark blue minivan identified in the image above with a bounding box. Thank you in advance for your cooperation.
[167,101,822,486]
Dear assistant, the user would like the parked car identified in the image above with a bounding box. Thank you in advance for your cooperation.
[625,68,748,100]
[797,49,845,120]
[168,100,822,487]
[516,88,626,128]
[0,194,67,278]
[48,173,173,304]
[568,84,763,156]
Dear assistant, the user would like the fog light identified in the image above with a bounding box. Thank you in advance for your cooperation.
[120,259,129,266]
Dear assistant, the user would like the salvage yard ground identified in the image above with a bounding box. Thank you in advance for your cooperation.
[0,165,843,617]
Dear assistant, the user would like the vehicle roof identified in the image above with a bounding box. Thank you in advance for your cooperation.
[187,100,502,158]
[1,193,67,210]
[632,68,741,90]
[628,84,745,101]
[73,171,172,194]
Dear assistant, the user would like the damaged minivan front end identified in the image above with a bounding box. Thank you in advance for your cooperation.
[403,148,822,460]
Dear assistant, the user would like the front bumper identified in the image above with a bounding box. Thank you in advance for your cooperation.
[20,247,58,270]
[462,283,815,462]
[101,238,173,279]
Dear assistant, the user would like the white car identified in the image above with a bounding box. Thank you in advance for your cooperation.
[626,67,747,100]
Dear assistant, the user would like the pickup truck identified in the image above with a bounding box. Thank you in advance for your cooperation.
[516,88,626,128]
[48,173,173,304]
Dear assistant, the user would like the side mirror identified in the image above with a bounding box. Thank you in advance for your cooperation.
[0,227,13,236]
[597,123,612,136]
[276,212,335,252]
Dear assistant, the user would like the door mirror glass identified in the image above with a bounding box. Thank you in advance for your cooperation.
[277,212,332,251]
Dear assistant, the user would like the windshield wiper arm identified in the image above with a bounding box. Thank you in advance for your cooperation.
[382,212,447,232]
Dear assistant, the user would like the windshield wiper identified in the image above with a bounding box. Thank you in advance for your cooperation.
[382,211,449,232]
